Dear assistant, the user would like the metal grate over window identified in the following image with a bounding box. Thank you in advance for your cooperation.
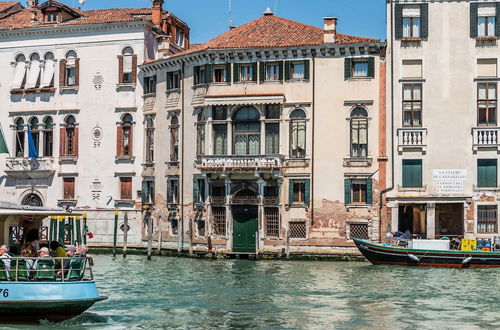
[265,208,280,238]
[478,205,498,233]
[349,223,369,240]
[289,221,306,239]
[212,207,226,236]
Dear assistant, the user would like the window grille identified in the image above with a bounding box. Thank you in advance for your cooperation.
[212,207,226,236]
[289,221,306,239]
[265,208,280,238]
[478,205,498,233]
[349,223,369,240]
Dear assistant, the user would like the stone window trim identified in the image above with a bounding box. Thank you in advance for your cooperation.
[474,202,500,236]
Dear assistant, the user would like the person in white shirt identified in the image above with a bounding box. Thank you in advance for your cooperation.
[0,245,11,271]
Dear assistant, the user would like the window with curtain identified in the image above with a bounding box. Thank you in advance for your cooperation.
[196,112,206,156]
[170,116,179,162]
[43,116,53,157]
[12,54,27,90]
[213,124,227,155]
[265,123,279,154]
[350,108,368,158]
[289,109,306,158]
[403,84,422,127]
[266,63,280,81]
[478,5,496,37]
[233,106,261,155]
[15,118,25,157]
[121,47,134,84]
[291,62,305,79]
[402,6,421,38]
[478,82,497,126]
[352,60,369,77]
[145,116,155,163]
[65,51,77,86]
[240,64,253,82]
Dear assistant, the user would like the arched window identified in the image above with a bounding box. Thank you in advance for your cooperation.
[350,107,368,158]
[145,116,155,163]
[29,117,40,156]
[233,106,260,155]
[196,112,206,156]
[43,116,53,157]
[170,116,179,161]
[117,114,133,157]
[15,118,25,157]
[289,109,306,158]
[42,52,55,88]
[12,54,27,90]
[119,46,136,84]
[62,115,78,157]
[63,50,78,87]
[22,193,43,207]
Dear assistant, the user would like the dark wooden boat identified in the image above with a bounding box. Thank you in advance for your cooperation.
[354,238,500,268]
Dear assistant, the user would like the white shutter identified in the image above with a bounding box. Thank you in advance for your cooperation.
[41,59,55,87]
[25,60,41,89]
[12,61,27,89]
[124,55,132,73]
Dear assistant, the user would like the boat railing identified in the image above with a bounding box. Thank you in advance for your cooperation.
[0,256,94,282]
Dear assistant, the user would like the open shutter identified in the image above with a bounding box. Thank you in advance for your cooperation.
[496,3,500,37]
[304,179,311,205]
[131,55,138,83]
[395,4,403,39]
[284,61,291,81]
[344,58,352,80]
[344,179,352,205]
[74,58,80,86]
[141,181,148,204]
[205,64,212,84]
[128,125,134,157]
[252,62,258,81]
[225,63,232,83]
[193,176,199,204]
[73,127,79,157]
[366,179,373,205]
[288,180,294,204]
[116,126,123,156]
[368,57,375,78]
[420,3,429,39]
[233,63,240,83]
[59,59,66,87]
[259,62,266,83]
[470,3,479,38]
[303,60,310,80]
[59,127,66,156]
[278,61,284,81]
[118,55,124,84]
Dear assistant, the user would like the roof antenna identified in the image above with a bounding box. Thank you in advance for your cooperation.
[228,0,233,31]
[274,0,278,15]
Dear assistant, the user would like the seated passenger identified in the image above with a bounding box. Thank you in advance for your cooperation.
[33,247,52,270]
[49,241,67,258]
[64,246,77,268]
[76,244,94,266]
[25,228,40,252]
[0,245,10,271]
[20,244,36,271]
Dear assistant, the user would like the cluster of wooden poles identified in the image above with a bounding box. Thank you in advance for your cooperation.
[48,214,88,246]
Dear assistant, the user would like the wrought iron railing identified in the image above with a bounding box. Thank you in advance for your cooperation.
[200,155,284,170]
[231,195,259,205]
[210,196,226,205]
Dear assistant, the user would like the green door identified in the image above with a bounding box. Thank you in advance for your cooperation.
[232,206,258,253]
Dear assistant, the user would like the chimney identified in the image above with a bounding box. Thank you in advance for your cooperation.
[323,17,338,43]
[152,0,164,29]
[263,8,274,16]
[27,0,38,8]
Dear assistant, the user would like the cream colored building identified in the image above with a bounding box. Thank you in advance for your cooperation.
[386,0,500,240]
[140,11,386,254]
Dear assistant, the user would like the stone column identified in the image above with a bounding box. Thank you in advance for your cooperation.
[257,178,265,244]
[226,120,232,156]
[426,203,436,239]
[260,119,266,155]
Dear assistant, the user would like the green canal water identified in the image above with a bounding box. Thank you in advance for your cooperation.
[5,255,500,329]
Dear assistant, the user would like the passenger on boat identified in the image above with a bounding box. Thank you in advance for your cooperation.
[38,247,50,258]
[0,245,11,270]
[25,229,40,252]
[20,243,36,271]
[49,241,68,259]
[76,245,94,266]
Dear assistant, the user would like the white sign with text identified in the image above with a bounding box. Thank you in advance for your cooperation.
[433,169,467,194]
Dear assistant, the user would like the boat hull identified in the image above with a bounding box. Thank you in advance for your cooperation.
[354,238,500,268]
[0,281,106,322]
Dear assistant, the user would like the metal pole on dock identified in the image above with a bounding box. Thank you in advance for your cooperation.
[157,216,162,255]
[188,218,193,256]
[83,213,88,245]
[255,230,259,260]
[113,210,118,257]
[147,214,153,260]
[58,216,65,245]
[75,216,82,245]
[68,217,74,245]
[49,216,54,242]
[123,212,128,258]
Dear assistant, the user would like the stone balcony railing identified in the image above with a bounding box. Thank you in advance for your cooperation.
[473,127,500,150]
[397,128,427,152]
[199,155,284,171]
[5,157,56,178]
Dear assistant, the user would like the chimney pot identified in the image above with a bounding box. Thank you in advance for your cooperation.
[152,0,164,29]
[27,0,38,8]
[323,17,338,44]
[263,7,274,16]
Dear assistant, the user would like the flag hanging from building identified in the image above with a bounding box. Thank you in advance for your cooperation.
[27,125,38,159]
[0,124,9,154]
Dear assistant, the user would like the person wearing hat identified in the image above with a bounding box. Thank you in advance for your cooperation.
[38,247,50,258]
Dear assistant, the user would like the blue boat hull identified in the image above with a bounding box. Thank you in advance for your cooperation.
[0,281,106,322]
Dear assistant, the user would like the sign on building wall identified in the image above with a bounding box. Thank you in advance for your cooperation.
[433,169,467,194]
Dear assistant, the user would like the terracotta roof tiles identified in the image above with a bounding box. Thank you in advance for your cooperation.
[0,1,18,12]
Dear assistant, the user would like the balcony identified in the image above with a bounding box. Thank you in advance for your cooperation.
[210,196,226,205]
[473,127,500,151]
[5,158,56,178]
[263,196,279,205]
[231,195,259,205]
[397,128,427,153]
[199,155,284,171]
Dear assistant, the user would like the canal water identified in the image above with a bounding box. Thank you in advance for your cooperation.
[5,255,500,329]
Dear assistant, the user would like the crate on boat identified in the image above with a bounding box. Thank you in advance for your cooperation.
[461,239,477,251]
[408,239,450,251]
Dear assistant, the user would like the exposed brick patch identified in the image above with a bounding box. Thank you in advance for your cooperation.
[479,193,496,202]
[467,202,474,221]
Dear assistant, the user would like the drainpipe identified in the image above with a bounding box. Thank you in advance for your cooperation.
[310,55,316,225]
[180,60,186,252]
[379,1,395,240]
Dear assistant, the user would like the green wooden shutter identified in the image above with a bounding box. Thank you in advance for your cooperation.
[496,3,500,37]
[205,64,212,84]
[259,62,266,83]
[166,72,173,90]
[344,179,352,205]
[367,57,375,78]
[288,180,294,204]
[226,63,232,83]
[366,179,373,205]
[278,61,284,81]
[233,63,240,82]
[193,176,199,204]
[403,160,422,188]
[470,3,479,38]
[344,58,352,80]
[304,60,310,80]
[252,62,258,81]
[304,179,311,205]
[141,181,148,204]
[420,3,429,39]
[478,159,498,187]
[395,4,403,40]
[284,61,291,81]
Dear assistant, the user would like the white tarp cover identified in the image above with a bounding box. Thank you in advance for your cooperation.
[25,60,41,89]
[41,59,55,87]
[11,61,27,89]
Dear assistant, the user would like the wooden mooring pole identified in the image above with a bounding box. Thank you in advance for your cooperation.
[83,213,88,245]
[147,214,153,260]
[123,212,129,258]
[157,216,162,255]
[113,211,118,257]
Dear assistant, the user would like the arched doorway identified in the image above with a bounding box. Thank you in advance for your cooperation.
[22,193,43,207]
[232,189,259,253]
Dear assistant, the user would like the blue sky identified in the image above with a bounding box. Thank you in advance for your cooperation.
[62,0,387,43]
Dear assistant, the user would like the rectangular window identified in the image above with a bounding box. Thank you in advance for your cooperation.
[265,123,279,154]
[478,83,497,125]
[167,177,180,204]
[143,75,156,95]
[141,180,155,204]
[478,159,498,188]
[175,29,185,47]
[402,59,422,78]
[240,64,253,81]
[43,129,53,157]
[265,208,280,238]
[63,178,75,200]
[194,66,206,85]
[352,60,369,78]
[123,55,133,84]
[291,62,305,79]
[213,124,227,155]
[213,105,228,120]
[478,5,496,37]
[265,104,280,119]
[351,179,368,204]
[348,223,369,240]
[289,179,310,205]
[402,159,423,188]
[166,71,180,90]
[120,177,133,200]
[193,177,206,204]
[402,6,421,38]
[477,205,498,233]
[478,59,497,78]
[15,129,24,157]
[213,65,226,83]
[212,207,226,236]
[290,120,306,158]
[266,63,280,81]
[289,221,306,239]
[403,84,422,127]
